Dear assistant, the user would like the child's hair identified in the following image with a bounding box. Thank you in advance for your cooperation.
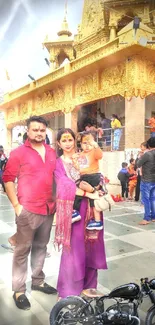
[122,162,127,168]
[141,141,148,148]
[80,131,96,142]
[129,158,135,164]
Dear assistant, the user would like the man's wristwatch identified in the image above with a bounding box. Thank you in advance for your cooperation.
[91,187,96,193]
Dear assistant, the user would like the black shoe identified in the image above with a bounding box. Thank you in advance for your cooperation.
[31,282,57,294]
[13,293,31,310]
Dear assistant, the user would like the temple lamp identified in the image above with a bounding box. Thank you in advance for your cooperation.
[28,74,35,81]
[45,58,50,67]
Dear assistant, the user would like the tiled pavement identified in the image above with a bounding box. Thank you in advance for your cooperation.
[1,191,155,324]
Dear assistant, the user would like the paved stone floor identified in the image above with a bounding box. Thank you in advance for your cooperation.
[0,191,155,324]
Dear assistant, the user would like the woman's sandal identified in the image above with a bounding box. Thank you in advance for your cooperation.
[57,296,62,302]
[81,289,103,298]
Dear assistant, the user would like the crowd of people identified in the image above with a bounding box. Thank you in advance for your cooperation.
[0,112,155,312]
[117,138,155,226]
[78,111,123,151]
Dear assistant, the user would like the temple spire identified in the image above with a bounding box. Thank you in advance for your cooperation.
[57,0,72,38]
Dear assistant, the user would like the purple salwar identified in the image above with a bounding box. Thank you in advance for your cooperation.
[55,158,107,298]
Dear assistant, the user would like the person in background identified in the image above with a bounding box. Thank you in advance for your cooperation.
[117,162,132,200]
[84,121,103,148]
[17,132,23,146]
[3,115,57,310]
[0,146,8,192]
[111,114,122,150]
[137,137,155,225]
[135,142,148,202]
[54,128,107,299]
[99,112,111,146]
[128,158,137,200]
[45,134,50,145]
[148,113,155,138]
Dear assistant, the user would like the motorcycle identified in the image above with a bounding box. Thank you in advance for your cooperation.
[49,278,155,325]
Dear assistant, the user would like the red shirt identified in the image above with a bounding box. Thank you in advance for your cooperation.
[3,139,56,215]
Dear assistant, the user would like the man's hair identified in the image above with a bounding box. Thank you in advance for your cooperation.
[122,162,127,168]
[147,137,155,148]
[26,116,48,128]
[130,158,134,164]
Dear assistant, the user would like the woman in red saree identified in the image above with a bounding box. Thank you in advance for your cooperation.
[54,128,107,299]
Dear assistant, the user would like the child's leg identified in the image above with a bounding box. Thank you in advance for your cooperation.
[93,207,101,222]
[125,183,129,198]
[72,195,82,223]
[86,202,103,231]
[121,182,125,198]
[129,181,137,199]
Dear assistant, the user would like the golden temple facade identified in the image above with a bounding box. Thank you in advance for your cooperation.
[1,0,155,149]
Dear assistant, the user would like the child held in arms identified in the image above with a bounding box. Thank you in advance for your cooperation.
[72,131,103,230]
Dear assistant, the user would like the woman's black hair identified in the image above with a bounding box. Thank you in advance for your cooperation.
[112,114,120,121]
[56,128,75,157]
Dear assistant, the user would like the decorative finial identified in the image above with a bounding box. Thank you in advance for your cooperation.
[64,0,68,20]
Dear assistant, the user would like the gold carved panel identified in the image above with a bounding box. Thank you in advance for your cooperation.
[101,63,126,97]
[74,72,98,104]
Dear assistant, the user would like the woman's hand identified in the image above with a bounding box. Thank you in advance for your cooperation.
[86,192,101,200]
[79,181,94,193]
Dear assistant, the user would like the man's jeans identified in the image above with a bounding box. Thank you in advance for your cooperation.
[140,181,155,221]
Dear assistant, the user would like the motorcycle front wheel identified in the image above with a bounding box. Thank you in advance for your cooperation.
[146,306,155,325]
[49,296,93,325]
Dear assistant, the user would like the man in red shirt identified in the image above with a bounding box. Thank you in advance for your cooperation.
[3,116,57,310]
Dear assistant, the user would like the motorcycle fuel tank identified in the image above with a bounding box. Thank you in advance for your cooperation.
[109,283,140,299]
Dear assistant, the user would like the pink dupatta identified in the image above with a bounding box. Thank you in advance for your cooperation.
[54,158,77,248]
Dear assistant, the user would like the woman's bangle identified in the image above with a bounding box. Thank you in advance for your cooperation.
[83,190,86,197]
[91,187,95,193]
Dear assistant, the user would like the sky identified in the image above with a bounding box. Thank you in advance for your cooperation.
[0,0,83,92]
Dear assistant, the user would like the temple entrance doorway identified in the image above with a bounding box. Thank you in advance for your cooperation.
[77,95,125,151]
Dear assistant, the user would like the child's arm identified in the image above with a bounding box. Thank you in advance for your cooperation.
[89,139,103,160]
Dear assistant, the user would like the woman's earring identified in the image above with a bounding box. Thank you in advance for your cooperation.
[59,146,61,150]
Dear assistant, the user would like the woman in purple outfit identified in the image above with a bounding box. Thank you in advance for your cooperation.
[54,128,107,299]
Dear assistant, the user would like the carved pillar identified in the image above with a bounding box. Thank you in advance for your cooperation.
[64,112,71,128]
[125,97,145,149]
[110,26,117,41]
[64,109,78,133]
[71,109,78,133]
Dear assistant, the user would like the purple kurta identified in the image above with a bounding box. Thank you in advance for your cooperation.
[54,158,107,298]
